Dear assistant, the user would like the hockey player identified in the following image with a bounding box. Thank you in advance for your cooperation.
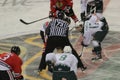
[38,22,50,71]
[0,46,24,80]
[49,0,80,24]
[38,11,86,73]
[46,46,78,80]
[81,13,109,61]
[80,0,109,61]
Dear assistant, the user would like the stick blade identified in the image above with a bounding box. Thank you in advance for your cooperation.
[19,19,29,25]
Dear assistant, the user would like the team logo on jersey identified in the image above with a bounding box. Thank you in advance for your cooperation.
[56,1,63,8]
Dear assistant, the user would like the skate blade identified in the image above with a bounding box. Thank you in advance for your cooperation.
[91,59,103,63]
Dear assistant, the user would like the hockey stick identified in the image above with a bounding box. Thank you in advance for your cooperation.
[69,26,75,31]
[85,7,96,18]
[79,46,85,57]
[20,16,49,25]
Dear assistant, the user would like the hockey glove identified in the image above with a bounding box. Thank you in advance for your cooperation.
[80,11,86,22]
[46,61,54,73]
[49,11,54,18]
[64,6,71,13]
[15,75,24,80]
[75,21,83,32]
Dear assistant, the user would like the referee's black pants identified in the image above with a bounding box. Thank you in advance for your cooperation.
[38,36,85,71]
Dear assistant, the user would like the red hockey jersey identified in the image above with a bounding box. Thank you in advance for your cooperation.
[0,52,22,78]
[50,0,73,13]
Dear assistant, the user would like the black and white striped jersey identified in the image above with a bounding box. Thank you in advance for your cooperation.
[48,18,69,37]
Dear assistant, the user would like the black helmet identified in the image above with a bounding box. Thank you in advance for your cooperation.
[11,46,21,55]
[64,17,71,24]
[57,11,65,19]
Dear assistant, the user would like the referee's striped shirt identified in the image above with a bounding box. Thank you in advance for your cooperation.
[48,19,69,37]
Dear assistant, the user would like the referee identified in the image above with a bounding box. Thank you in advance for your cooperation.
[38,11,86,72]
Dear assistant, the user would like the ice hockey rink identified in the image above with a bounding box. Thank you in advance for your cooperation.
[0,0,120,80]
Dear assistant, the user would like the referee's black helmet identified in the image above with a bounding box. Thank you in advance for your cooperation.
[57,11,65,19]
[64,17,71,24]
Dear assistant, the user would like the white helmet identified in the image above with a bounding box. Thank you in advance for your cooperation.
[63,46,72,53]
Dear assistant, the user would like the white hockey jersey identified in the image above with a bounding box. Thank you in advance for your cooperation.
[83,14,103,45]
[46,53,78,73]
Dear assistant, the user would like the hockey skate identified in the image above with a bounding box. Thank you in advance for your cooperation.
[91,54,103,62]
[80,66,87,73]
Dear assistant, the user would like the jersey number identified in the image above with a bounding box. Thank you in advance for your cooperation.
[0,54,11,61]
[59,55,67,61]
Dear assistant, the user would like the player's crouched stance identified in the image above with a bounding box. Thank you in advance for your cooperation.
[46,46,78,80]
[81,14,109,62]
[0,46,24,80]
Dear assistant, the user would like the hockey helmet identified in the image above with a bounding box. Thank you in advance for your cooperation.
[11,46,21,55]
[64,17,71,24]
[63,46,72,53]
[57,11,65,19]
